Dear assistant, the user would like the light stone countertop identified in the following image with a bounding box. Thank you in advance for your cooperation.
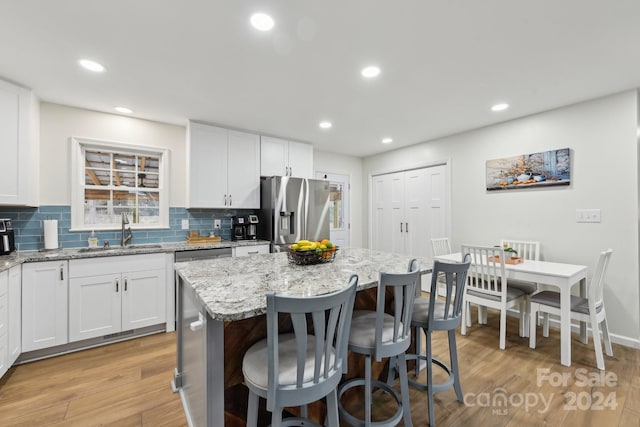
[174,247,433,322]
[0,240,271,272]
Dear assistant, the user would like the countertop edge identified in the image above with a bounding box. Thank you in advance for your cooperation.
[0,240,271,272]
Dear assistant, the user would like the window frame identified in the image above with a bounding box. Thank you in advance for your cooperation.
[70,137,170,231]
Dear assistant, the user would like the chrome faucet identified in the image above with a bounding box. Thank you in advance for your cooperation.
[121,213,132,246]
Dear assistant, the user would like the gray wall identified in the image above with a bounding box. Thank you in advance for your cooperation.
[363,90,639,345]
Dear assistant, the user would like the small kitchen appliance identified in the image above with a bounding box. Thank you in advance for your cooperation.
[245,215,259,240]
[0,219,16,255]
[232,216,246,241]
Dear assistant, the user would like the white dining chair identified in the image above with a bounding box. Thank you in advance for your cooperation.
[461,244,528,350]
[529,249,613,371]
[500,239,541,333]
[431,237,452,297]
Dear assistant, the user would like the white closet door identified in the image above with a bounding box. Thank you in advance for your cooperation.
[404,168,429,258]
[371,174,391,251]
[389,172,405,255]
[425,165,448,257]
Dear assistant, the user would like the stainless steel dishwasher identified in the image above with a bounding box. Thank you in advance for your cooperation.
[173,247,231,426]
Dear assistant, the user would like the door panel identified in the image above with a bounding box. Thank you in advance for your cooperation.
[69,275,121,342]
[122,269,166,331]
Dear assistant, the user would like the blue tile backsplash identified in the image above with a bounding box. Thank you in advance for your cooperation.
[0,206,257,251]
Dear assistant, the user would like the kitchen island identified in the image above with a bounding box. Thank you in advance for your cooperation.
[173,247,432,427]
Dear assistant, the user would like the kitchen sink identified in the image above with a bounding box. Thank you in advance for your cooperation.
[77,244,163,253]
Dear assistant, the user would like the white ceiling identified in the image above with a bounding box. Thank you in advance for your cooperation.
[2,1,640,157]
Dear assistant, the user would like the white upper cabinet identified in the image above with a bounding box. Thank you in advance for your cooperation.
[186,121,260,209]
[260,136,313,178]
[0,78,39,206]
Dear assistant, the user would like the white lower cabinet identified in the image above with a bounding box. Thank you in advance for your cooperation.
[69,254,167,342]
[8,266,21,365]
[0,270,8,377]
[233,244,270,257]
[22,261,68,352]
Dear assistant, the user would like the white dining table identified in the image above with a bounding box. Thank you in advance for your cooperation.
[434,252,588,367]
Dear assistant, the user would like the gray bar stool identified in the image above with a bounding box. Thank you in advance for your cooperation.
[242,275,358,427]
[337,260,420,427]
[401,255,470,426]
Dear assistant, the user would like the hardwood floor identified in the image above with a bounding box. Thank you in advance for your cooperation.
[1,308,639,426]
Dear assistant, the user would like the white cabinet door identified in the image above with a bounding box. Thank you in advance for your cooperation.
[187,122,260,208]
[288,141,314,179]
[0,79,39,206]
[260,136,313,178]
[186,122,228,208]
[22,261,68,352]
[69,254,167,342]
[0,271,7,377]
[260,136,288,176]
[69,274,121,342]
[8,266,21,364]
[227,130,260,209]
[121,269,166,331]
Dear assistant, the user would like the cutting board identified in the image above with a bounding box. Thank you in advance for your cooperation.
[488,255,523,264]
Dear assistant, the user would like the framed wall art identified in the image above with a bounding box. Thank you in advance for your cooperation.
[486,148,571,191]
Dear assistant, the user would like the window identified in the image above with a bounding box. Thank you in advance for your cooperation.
[71,137,169,231]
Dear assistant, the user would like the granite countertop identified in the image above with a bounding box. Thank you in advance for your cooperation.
[0,240,271,272]
[174,247,432,322]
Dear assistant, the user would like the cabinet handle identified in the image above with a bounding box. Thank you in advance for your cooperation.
[229,194,232,206]
[224,194,227,206]
[124,277,128,291]
[59,266,64,281]
[248,251,259,254]
[116,279,119,292]
[406,222,409,233]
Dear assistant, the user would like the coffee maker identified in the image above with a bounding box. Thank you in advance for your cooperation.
[232,216,247,241]
[246,215,259,240]
[232,215,259,241]
[0,219,16,255]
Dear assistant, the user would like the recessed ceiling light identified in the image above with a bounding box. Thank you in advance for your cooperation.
[114,106,133,114]
[382,137,393,144]
[250,13,274,31]
[319,121,332,129]
[78,59,105,73]
[361,66,381,78]
[491,103,509,112]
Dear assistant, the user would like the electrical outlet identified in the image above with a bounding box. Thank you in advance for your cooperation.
[576,209,601,223]
[214,219,221,229]
[181,219,189,230]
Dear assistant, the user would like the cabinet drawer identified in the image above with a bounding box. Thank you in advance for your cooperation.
[70,253,166,278]
[234,245,270,257]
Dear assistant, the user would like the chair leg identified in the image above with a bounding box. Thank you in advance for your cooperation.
[426,331,435,427]
[601,316,613,356]
[542,312,550,338]
[461,302,468,336]
[499,309,507,350]
[272,407,283,427]
[365,354,372,425]
[415,326,423,377]
[518,300,526,337]
[246,390,259,427]
[448,329,463,403]
[590,313,605,371]
[325,389,339,427]
[397,352,413,427]
[529,303,537,349]
[478,305,487,325]
[386,355,396,386]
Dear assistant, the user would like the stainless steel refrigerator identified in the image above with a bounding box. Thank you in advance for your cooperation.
[258,176,330,252]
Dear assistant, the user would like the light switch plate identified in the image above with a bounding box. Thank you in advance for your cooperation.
[214,219,221,229]
[181,219,189,230]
